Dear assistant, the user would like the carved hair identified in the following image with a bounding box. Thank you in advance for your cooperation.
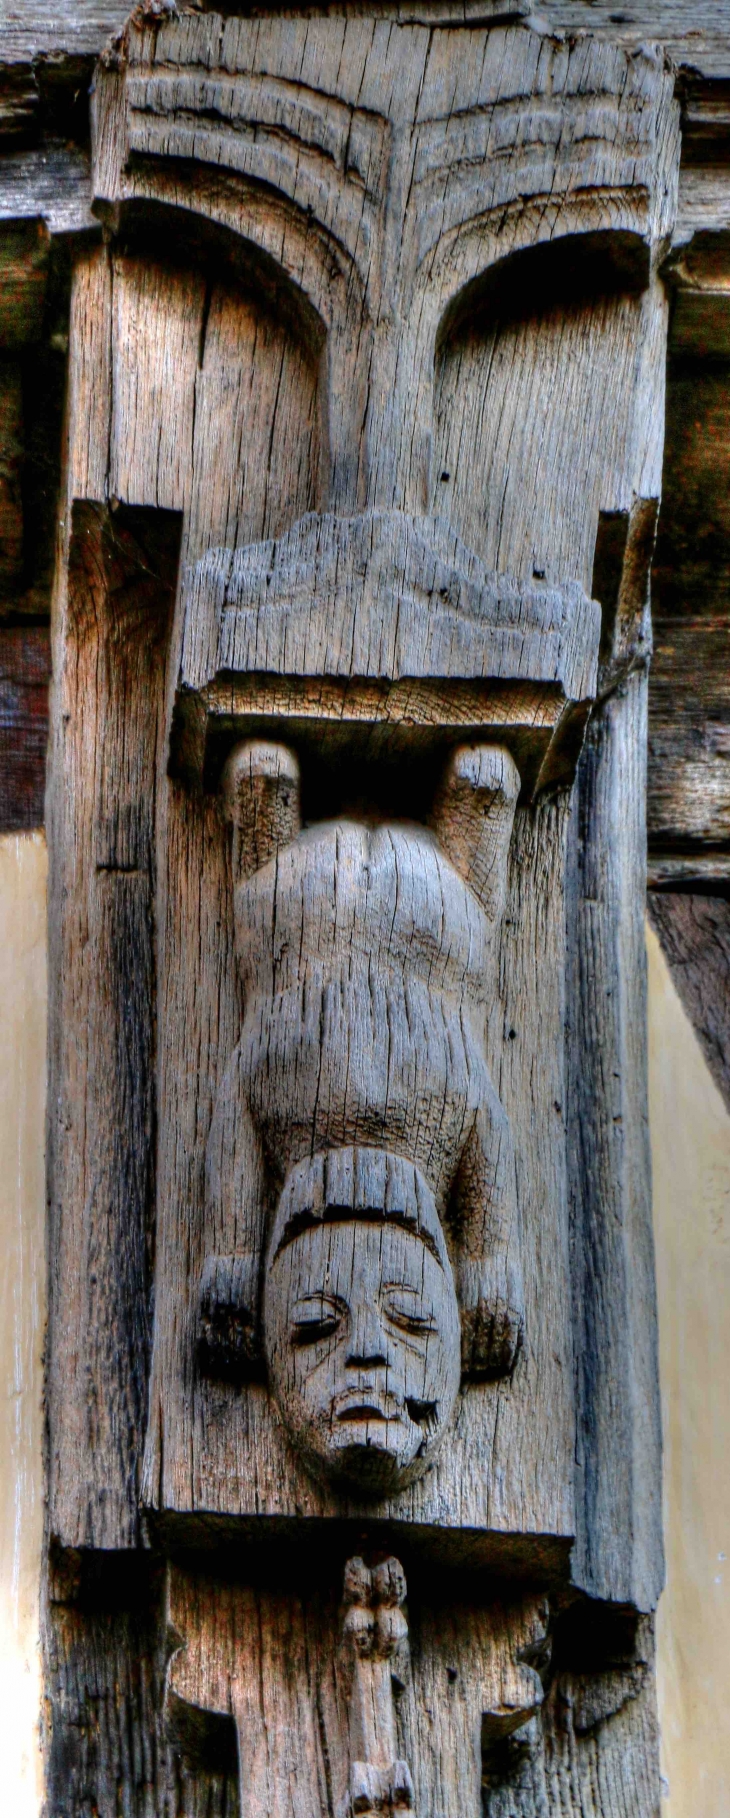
[267,1146,451,1271]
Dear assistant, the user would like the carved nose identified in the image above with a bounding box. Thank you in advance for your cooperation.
[346,1304,388,1368]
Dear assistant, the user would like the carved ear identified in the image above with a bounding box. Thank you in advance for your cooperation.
[431,744,520,924]
[220,739,301,884]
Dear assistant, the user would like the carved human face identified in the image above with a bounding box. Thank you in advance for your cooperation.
[264,1219,461,1493]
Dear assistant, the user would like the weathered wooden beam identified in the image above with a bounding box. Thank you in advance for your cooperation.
[47,501,180,1548]
[0,623,49,830]
[567,675,663,1614]
[2,0,730,75]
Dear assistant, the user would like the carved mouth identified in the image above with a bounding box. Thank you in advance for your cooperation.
[332,1391,436,1431]
[333,1389,400,1424]
[336,1404,388,1423]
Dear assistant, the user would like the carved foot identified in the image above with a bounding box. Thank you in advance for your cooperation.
[221,738,301,883]
[431,743,520,923]
[341,1758,415,1816]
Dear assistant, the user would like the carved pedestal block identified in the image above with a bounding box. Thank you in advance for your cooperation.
[46,7,678,1814]
[165,1555,547,1818]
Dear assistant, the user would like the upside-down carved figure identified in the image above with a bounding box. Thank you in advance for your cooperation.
[199,736,523,1493]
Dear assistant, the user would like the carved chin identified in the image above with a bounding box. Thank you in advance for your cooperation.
[280,1403,448,1495]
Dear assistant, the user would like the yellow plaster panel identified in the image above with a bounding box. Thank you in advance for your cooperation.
[648,921,730,1816]
[0,832,47,1817]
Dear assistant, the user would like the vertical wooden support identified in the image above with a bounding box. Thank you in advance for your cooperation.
[567,672,663,1610]
[47,502,179,1546]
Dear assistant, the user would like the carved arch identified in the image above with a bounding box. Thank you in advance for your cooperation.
[432,227,660,588]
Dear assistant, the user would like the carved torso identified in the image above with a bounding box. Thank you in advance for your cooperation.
[235,817,492,1198]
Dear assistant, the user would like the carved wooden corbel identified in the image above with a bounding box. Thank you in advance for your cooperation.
[46,7,680,1813]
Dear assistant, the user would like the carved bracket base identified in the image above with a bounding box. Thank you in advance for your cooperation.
[164,1556,546,1818]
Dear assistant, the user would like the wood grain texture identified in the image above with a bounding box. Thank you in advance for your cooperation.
[3,0,730,74]
[93,13,678,537]
[566,674,663,1613]
[199,739,523,1498]
[47,500,180,1548]
[145,791,576,1554]
[0,625,49,830]
[45,1547,659,1818]
[45,11,677,1559]
[46,1555,240,1817]
[0,144,94,235]
[648,241,730,868]
[649,620,730,855]
[0,218,75,628]
[165,1557,547,1818]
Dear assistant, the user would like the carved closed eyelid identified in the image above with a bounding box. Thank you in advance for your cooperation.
[292,1294,348,1317]
[382,1291,437,1329]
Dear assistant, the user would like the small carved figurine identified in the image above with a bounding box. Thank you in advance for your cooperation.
[338,1554,414,1818]
[199,737,523,1493]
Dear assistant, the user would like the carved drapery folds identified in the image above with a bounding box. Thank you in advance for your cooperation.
[47,9,679,1814]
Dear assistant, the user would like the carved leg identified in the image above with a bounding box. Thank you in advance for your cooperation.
[199,1043,268,1370]
[431,744,520,924]
[221,738,301,885]
[452,1083,524,1380]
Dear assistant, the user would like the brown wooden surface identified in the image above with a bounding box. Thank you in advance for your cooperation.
[0,624,49,831]
[47,501,180,1548]
[649,238,730,874]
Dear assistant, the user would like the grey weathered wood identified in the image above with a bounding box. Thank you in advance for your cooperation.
[200,738,522,1499]
[0,2,724,1813]
[566,673,663,1613]
[0,145,94,233]
[3,0,730,73]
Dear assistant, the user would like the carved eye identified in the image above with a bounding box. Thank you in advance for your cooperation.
[383,1289,438,1336]
[290,1295,345,1345]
